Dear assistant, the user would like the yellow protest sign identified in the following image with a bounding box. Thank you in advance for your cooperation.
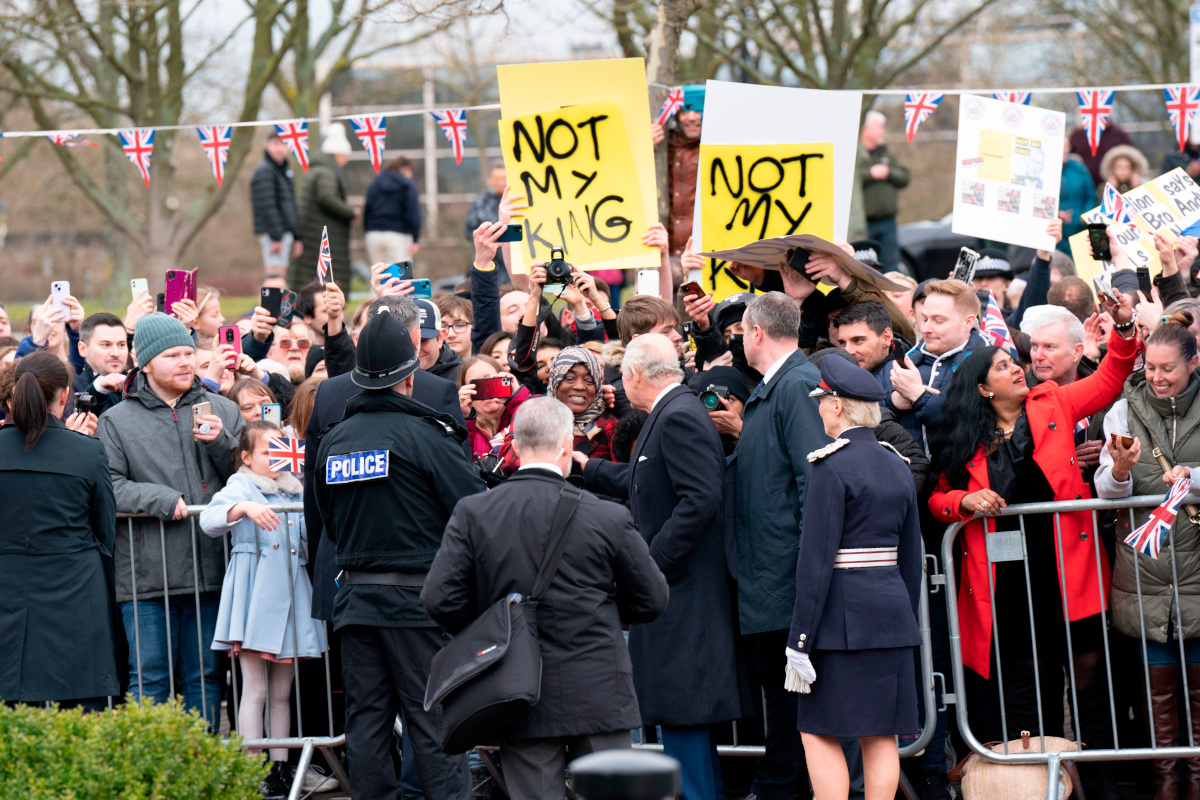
[498,101,652,271]
[1079,205,1161,272]
[697,142,835,300]
[497,58,658,272]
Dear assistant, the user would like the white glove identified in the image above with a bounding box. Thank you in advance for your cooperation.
[784,646,815,694]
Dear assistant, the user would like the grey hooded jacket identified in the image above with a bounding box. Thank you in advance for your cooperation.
[97,371,244,602]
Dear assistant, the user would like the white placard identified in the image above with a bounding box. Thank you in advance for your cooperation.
[690,81,863,249]
[951,94,1066,251]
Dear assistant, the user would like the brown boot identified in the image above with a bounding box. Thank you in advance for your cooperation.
[1184,665,1200,800]
[1150,665,1182,800]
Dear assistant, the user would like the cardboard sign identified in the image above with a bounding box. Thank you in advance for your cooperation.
[498,101,653,271]
[691,82,862,300]
[952,95,1066,251]
[1079,205,1162,272]
[700,233,908,293]
[1122,168,1200,241]
[497,58,658,273]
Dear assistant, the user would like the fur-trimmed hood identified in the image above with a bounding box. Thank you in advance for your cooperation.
[237,465,303,497]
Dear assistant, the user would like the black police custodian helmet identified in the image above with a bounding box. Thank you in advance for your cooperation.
[352,310,420,390]
[974,248,1014,281]
[808,355,887,402]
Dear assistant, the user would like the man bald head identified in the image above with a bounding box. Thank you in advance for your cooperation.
[500,290,530,335]
[621,333,684,412]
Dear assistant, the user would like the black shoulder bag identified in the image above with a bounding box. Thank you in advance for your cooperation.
[424,483,581,754]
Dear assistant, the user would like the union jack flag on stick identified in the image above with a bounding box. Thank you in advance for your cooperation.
[904,93,944,143]
[430,109,468,165]
[1125,477,1192,559]
[1101,183,1135,225]
[981,291,1016,354]
[656,87,685,126]
[267,436,305,473]
[275,120,310,173]
[993,91,1032,105]
[350,115,387,174]
[1165,86,1200,153]
[1076,89,1115,157]
[317,226,331,285]
[118,128,155,188]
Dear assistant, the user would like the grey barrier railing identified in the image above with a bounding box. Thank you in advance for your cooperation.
[942,494,1200,800]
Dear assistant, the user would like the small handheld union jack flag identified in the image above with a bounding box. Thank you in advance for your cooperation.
[981,291,1015,354]
[1101,183,1134,225]
[350,116,387,174]
[1125,477,1192,559]
[197,125,232,186]
[317,225,331,285]
[993,91,1032,105]
[656,87,685,126]
[1076,89,1115,157]
[430,109,468,165]
[46,133,97,147]
[118,128,155,188]
[275,119,310,173]
[1165,86,1200,153]
[904,93,944,143]
[267,436,305,473]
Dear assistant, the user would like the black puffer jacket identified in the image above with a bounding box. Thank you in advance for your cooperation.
[250,153,300,240]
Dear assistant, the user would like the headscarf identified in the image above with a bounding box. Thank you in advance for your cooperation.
[547,345,605,435]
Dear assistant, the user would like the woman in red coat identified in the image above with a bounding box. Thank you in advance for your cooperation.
[928,297,1138,793]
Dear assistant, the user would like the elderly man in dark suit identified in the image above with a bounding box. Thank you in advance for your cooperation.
[424,397,669,798]
[579,333,743,800]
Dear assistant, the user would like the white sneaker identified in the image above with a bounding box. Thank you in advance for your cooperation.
[301,765,339,793]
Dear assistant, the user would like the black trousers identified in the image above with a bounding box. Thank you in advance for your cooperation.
[743,629,807,800]
[340,625,468,800]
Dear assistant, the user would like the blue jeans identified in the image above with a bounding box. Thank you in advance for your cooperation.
[1142,638,1200,667]
[867,217,902,273]
[120,592,222,727]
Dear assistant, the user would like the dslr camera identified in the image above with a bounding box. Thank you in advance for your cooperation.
[544,247,574,285]
[74,392,97,416]
[698,384,729,411]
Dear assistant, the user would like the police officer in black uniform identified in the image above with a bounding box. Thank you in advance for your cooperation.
[314,310,484,800]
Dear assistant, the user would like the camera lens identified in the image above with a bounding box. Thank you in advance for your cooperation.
[699,390,719,410]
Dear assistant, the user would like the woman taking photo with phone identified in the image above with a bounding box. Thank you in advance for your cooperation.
[457,354,530,459]
[927,290,1138,800]
[1096,311,1200,800]
[0,351,119,708]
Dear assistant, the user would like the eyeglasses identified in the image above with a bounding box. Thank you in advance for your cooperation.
[276,338,311,351]
[445,321,471,333]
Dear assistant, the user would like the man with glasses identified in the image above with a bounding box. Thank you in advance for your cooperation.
[414,299,461,380]
[433,295,473,360]
[267,320,312,385]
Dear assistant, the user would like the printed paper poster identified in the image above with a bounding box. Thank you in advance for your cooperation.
[952,95,1066,251]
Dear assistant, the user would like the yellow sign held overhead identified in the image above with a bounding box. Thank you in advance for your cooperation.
[697,142,835,301]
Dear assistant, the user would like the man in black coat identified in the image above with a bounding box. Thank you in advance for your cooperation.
[250,134,302,275]
[424,397,669,797]
[580,333,742,800]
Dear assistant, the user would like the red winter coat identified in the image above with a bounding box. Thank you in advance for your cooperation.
[928,329,1140,679]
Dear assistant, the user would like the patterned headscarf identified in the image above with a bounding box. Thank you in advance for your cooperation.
[547,346,606,435]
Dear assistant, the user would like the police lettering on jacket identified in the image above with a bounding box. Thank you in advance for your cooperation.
[326,450,389,484]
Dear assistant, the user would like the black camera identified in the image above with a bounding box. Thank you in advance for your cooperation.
[74,392,97,416]
[698,384,729,411]
[545,247,574,285]
[786,248,812,274]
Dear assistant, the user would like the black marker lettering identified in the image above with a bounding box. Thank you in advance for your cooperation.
[590,195,632,243]
[572,170,598,199]
[710,156,744,198]
[511,117,547,164]
[780,153,825,197]
[525,220,557,259]
[748,157,784,193]
[773,199,812,235]
[726,195,771,239]
[521,166,562,205]
[546,118,579,160]
[575,115,609,160]
[568,209,595,246]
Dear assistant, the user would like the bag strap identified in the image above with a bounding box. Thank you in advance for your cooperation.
[530,483,582,602]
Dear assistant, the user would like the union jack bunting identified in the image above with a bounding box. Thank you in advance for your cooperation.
[1076,90,1115,157]
[655,87,685,126]
[1101,183,1135,225]
[267,436,305,473]
[904,93,944,143]
[317,226,331,285]
[993,92,1032,105]
[1165,86,1200,153]
[981,291,1015,354]
[46,133,97,147]
[430,109,468,165]
[275,119,310,173]
[197,125,232,186]
[118,128,155,188]
[350,115,387,174]
[1125,477,1192,558]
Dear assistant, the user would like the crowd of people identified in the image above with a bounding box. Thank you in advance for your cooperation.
[6,102,1200,800]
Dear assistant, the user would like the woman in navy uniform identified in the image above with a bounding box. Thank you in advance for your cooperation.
[784,356,922,800]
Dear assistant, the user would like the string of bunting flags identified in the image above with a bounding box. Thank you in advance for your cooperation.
[12,80,1200,188]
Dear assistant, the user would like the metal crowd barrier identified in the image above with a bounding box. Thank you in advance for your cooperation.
[942,494,1200,800]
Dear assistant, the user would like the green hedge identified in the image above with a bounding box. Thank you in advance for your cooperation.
[0,696,268,799]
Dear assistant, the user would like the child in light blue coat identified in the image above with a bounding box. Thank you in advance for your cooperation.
[200,420,325,789]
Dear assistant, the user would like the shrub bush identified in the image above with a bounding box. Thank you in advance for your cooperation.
[0,696,268,799]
